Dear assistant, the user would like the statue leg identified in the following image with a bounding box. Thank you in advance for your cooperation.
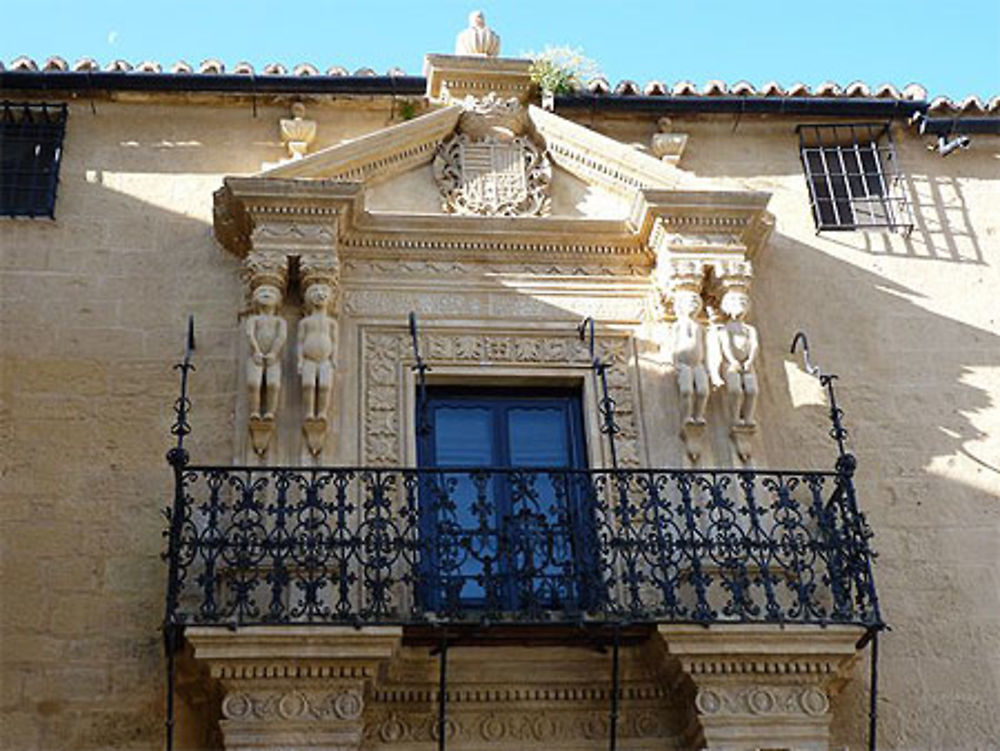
[315,363,333,418]
[246,364,263,418]
[677,365,694,425]
[301,361,317,419]
[723,370,743,427]
[263,363,281,420]
[741,373,759,427]
[692,367,709,425]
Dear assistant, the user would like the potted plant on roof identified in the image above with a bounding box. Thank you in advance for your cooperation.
[528,46,600,111]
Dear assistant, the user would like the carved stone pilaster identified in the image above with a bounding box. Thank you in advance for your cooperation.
[657,624,865,751]
[185,626,402,751]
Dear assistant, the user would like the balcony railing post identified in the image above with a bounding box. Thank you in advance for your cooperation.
[163,315,195,751]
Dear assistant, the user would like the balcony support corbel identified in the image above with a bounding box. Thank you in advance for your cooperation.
[183,626,401,751]
[656,624,866,751]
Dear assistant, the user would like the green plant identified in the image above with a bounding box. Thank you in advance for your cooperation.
[527,46,601,94]
[397,99,417,121]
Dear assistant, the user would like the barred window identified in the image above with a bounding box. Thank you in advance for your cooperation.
[1,102,68,218]
[797,122,912,233]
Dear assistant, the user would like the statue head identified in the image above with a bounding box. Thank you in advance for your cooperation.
[469,10,486,28]
[304,282,334,313]
[673,289,703,319]
[721,289,750,320]
[251,283,282,311]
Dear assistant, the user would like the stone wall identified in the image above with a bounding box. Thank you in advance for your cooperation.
[1,94,998,750]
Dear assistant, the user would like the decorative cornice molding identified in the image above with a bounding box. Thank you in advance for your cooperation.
[424,54,534,104]
[529,104,681,196]
[260,105,462,182]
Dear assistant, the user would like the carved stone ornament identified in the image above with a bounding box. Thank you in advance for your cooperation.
[455,10,500,56]
[279,101,316,160]
[433,94,550,217]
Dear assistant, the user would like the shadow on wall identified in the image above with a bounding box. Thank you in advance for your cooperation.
[756,231,1000,749]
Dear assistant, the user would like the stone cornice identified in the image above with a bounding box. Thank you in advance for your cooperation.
[259,105,462,183]
[528,105,682,196]
[633,189,774,259]
[424,54,533,103]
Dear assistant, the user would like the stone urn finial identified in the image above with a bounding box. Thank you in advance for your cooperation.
[455,10,501,56]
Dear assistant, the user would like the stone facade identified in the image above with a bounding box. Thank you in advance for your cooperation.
[2,38,999,751]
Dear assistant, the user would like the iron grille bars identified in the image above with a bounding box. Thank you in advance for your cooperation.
[0,101,68,218]
[163,464,881,629]
[797,122,913,234]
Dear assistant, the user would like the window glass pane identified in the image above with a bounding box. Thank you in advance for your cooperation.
[433,406,494,466]
[508,407,570,467]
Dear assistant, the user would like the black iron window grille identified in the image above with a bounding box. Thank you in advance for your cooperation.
[0,101,68,218]
[798,122,912,234]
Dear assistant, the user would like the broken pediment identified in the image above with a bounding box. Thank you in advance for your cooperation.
[215,54,773,265]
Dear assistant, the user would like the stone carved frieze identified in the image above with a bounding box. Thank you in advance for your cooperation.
[694,685,830,718]
[361,330,641,468]
[221,688,364,722]
[363,707,675,746]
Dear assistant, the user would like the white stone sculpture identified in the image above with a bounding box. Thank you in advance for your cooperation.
[279,101,316,160]
[298,282,337,455]
[712,289,760,430]
[669,289,710,427]
[246,283,288,423]
[455,10,500,57]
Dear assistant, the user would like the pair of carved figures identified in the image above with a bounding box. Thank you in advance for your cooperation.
[245,280,337,456]
[667,287,759,432]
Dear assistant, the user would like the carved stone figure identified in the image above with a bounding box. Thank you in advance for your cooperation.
[712,289,759,429]
[669,289,710,426]
[246,284,287,423]
[298,282,337,455]
[455,10,500,56]
[279,101,316,160]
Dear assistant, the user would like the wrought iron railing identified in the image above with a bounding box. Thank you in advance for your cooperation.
[164,463,880,629]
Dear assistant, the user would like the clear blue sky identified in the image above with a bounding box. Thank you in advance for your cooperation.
[3,0,998,100]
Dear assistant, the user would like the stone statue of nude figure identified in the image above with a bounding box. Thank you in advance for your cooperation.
[669,289,710,426]
[711,289,760,428]
[245,284,287,421]
[298,282,337,422]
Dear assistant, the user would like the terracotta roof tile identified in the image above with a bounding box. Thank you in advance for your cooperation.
[3,56,998,114]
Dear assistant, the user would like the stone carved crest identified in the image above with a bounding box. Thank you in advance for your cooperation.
[433,95,551,217]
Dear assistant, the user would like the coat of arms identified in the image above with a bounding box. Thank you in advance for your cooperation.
[433,95,551,217]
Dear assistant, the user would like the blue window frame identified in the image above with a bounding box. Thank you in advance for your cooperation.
[416,387,595,615]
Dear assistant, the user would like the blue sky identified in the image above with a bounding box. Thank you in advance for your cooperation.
[3,0,998,99]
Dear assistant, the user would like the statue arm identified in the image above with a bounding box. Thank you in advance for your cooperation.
[745,325,760,370]
[272,318,288,362]
[328,317,338,366]
[246,317,263,361]
[297,318,306,374]
[706,326,724,387]
[718,326,739,371]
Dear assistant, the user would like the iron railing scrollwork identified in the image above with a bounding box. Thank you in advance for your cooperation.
[163,464,881,629]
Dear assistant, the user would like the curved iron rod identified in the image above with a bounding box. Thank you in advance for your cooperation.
[409,312,431,437]
[579,317,620,471]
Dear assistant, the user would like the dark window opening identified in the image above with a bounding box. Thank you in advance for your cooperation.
[1,102,68,218]
[798,122,912,234]
[416,386,594,612]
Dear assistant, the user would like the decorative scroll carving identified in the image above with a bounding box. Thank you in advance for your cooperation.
[363,706,674,746]
[694,685,830,717]
[454,10,501,56]
[361,330,641,468]
[221,688,364,721]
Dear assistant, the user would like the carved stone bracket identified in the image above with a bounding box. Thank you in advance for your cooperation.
[657,624,865,751]
[184,626,402,751]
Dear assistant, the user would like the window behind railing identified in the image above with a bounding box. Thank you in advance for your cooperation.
[798,122,913,234]
[1,102,68,219]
